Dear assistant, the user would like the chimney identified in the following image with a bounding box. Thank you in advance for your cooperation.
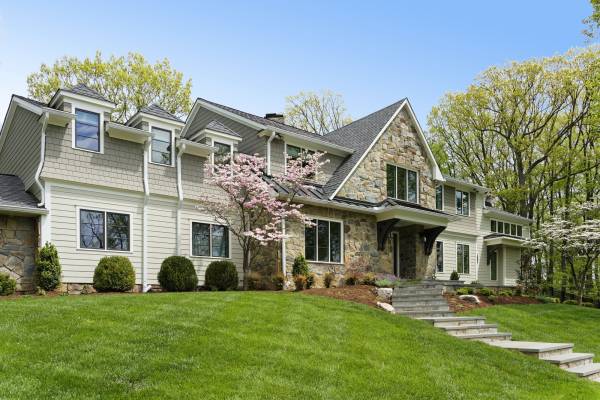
[264,113,285,124]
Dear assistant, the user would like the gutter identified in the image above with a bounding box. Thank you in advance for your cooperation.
[34,112,49,207]
[142,139,152,293]
[266,131,277,175]
[0,205,48,215]
[175,141,186,255]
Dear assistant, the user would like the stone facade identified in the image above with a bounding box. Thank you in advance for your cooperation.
[337,109,436,208]
[0,215,38,292]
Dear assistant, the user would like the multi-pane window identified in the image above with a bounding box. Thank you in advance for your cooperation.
[286,144,315,178]
[75,109,100,152]
[79,209,130,251]
[456,190,470,215]
[305,219,342,263]
[456,243,470,274]
[214,142,232,165]
[435,185,443,210]
[489,219,524,237]
[386,164,418,203]
[436,241,444,272]
[151,127,172,165]
[191,222,229,258]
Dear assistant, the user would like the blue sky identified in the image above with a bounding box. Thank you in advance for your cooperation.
[0,1,595,127]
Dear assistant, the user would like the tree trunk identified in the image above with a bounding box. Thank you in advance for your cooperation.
[242,247,250,291]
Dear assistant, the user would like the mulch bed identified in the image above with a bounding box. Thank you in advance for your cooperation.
[445,293,540,313]
[303,285,379,308]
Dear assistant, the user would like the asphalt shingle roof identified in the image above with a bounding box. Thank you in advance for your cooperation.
[0,175,43,210]
[321,99,406,196]
[484,233,525,240]
[12,95,47,108]
[64,83,113,104]
[139,103,184,123]
[205,120,241,137]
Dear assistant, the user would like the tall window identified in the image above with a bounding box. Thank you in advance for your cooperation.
[191,222,229,258]
[435,241,444,272]
[386,164,418,203]
[488,248,497,281]
[79,209,130,251]
[305,219,342,263]
[214,142,232,165]
[456,243,470,274]
[75,109,100,152]
[456,190,470,216]
[435,185,444,210]
[151,127,172,165]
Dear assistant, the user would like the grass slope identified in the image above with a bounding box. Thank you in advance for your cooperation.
[463,304,600,361]
[0,292,598,400]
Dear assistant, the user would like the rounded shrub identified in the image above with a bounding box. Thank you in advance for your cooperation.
[158,256,198,292]
[291,255,310,277]
[205,260,238,291]
[450,271,459,281]
[35,242,62,291]
[93,256,135,292]
[562,299,578,305]
[477,287,494,297]
[0,272,16,296]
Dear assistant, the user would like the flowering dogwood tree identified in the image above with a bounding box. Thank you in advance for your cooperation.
[198,151,327,289]
[528,202,600,304]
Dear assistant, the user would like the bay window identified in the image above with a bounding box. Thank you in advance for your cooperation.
[305,219,342,263]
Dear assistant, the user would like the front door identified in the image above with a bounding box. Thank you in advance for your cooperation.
[392,233,400,277]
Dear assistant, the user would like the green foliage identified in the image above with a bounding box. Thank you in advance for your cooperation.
[344,271,361,286]
[583,0,600,38]
[477,288,494,297]
[0,272,16,296]
[271,274,285,291]
[35,242,61,291]
[456,287,474,295]
[488,295,497,303]
[205,261,238,291]
[498,290,513,297]
[562,300,578,305]
[361,272,377,286]
[158,256,198,292]
[374,279,394,288]
[582,302,595,308]
[306,273,316,289]
[450,271,460,281]
[293,275,307,291]
[323,272,335,288]
[291,255,310,277]
[27,51,193,123]
[285,90,352,135]
[536,296,560,304]
[93,256,135,292]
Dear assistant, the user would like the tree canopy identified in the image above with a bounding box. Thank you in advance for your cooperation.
[583,0,600,38]
[285,90,352,135]
[27,51,193,123]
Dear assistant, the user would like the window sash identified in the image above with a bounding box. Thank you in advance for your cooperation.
[517,225,523,237]
[214,142,232,165]
[435,185,443,210]
[192,222,229,258]
[151,127,172,165]
[305,219,342,263]
[456,191,469,215]
[386,165,418,203]
[106,212,130,251]
[75,109,100,152]
[457,244,470,274]
[491,220,496,232]
[80,209,130,251]
[436,241,443,272]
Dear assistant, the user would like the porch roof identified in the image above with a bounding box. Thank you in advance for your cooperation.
[484,233,527,247]
[0,174,47,215]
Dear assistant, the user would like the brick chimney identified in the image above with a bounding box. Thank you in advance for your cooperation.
[264,113,285,124]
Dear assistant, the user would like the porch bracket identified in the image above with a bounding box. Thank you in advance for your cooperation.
[422,226,446,256]
[377,218,400,251]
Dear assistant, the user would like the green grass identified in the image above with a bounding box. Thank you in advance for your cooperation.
[462,304,600,361]
[0,293,598,400]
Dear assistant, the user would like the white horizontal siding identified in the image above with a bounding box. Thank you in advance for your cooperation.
[434,234,478,284]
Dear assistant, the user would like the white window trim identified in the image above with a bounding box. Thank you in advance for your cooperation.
[72,107,104,154]
[456,190,470,216]
[189,220,232,259]
[304,216,344,264]
[435,241,444,273]
[436,184,444,211]
[149,124,175,167]
[455,242,471,275]
[75,206,133,253]
[387,163,420,204]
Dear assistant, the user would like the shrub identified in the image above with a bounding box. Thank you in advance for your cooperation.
[246,271,264,290]
[35,242,61,291]
[306,273,316,289]
[498,290,513,297]
[361,272,377,286]
[582,302,595,308]
[158,256,198,292]
[456,287,474,295]
[272,273,285,291]
[514,285,523,296]
[374,279,394,288]
[0,272,16,296]
[344,271,361,286]
[477,288,494,297]
[563,300,578,305]
[536,296,560,304]
[450,271,459,281]
[323,272,335,288]
[291,255,310,277]
[93,256,135,292]
[294,275,306,291]
[488,295,497,303]
[205,260,238,291]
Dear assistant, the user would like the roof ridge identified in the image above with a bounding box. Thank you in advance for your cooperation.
[325,98,406,138]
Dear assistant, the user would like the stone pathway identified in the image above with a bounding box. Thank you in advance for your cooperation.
[392,282,600,383]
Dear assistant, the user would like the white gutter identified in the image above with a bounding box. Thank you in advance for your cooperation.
[175,141,186,255]
[34,112,49,207]
[142,139,152,292]
[266,131,277,175]
[0,205,48,215]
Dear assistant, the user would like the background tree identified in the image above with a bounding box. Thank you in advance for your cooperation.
[27,51,193,123]
[285,90,352,135]
[583,0,600,38]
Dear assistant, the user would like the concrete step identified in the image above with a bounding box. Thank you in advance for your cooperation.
[392,299,448,308]
[394,288,444,296]
[394,304,450,312]
[393,293,446,301]
[442,324,498,336]
[396,310,455,319]
[459,332,512,342]
[544,353,595,370]
[488,341,574,359]
[418,316,487,328]
[566,363,600,381]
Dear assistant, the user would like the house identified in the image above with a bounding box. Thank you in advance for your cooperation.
[0,84,531,292]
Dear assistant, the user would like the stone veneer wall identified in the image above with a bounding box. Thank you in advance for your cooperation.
[285,205,393,285]
[337,109,436,208]
[0,215,38,292]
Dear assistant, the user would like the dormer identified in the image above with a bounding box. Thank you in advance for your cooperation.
[48,84,115,154]
[187,120,242,164]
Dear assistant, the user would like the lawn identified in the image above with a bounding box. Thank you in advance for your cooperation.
[462,303,600,361]
[0,292,598,400]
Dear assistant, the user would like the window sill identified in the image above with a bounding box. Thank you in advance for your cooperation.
[76,248,133,255]
[73,146,103,155]
[306,260,344,265]
[190,255,232,260]
[149,161,175,168]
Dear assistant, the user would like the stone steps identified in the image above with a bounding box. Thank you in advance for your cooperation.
[392,299,449,308]
[397,310,455,318]
[394,304,450,312]
[459,332,512,342]
[418,316,487,327]
[442,324,498,336]
[566,363,600,381]
[488,341,575,359]
[545,353,595,369]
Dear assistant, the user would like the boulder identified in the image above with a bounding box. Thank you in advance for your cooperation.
[377,302,395,313]
[376,287,393,302]
[459,294,480,304]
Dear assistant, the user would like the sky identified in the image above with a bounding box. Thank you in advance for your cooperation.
[0,1,596,129]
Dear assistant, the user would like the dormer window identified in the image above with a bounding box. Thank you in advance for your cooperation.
[386,164,418,203]
[214,142,232,165]
[286,144,316,179]
[74,109,100,152]
[151,127,172,165]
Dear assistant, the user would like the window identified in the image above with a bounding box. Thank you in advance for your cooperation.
[517,225,523,237]
[488,248,498,281]
[456,190,470,215]
[435,185,444,210]
[504,222,510,234]
[436,241,444,272]
[491,220,496,232]
[75,109,100,152]
[79,209,130,251]
[214,142,232,165]
[386,164,418,203]
[497,221,504,234]
[151,127,172,165]
[286,144,315,178]
[490,219,524,237]
[305,219,342,263]
[510,224,517,236]
[191,222,229,258]
[457,243,470,274]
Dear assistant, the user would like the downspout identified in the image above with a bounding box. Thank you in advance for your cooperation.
[266,131,276,175]
[34,112,49,207]
[142,139,152,292]
[176,142,186,255]
[281,218,287,278]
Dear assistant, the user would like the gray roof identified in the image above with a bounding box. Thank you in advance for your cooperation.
[484,207,533,223]
[443,174,490,192]
[63,83,113,104]
[0,175,44,211]
[484,233,525,240]
[138,103,184,123]
[13,94,47,108]
[205,120,241,137]
[321,99,406,196]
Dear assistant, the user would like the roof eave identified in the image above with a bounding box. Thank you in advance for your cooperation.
[0,204,48,216]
